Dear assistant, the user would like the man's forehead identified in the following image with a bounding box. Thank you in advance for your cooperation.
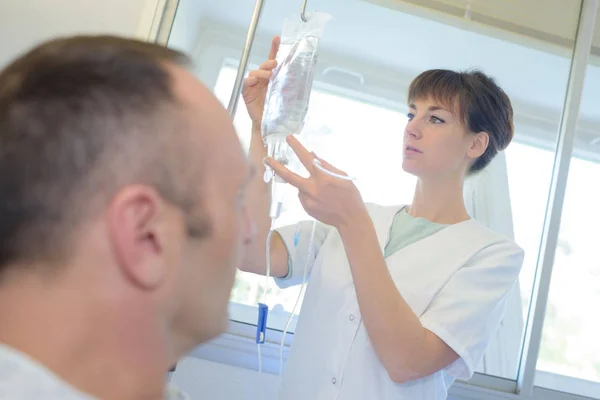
[168,64,216,109]
[166,63,249,180]
[168,65,234,141]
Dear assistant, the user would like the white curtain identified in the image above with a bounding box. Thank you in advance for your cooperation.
[463,151,524,379]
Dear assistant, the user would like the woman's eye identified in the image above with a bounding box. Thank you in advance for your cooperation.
[407,112,415,121]
[430,116,445,124]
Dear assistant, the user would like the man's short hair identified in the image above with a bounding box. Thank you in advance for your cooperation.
[0,35,204,272]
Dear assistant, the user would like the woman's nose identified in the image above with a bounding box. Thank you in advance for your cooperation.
[405,118,422,139]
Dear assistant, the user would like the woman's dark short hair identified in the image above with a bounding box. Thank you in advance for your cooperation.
[408,69,514,174]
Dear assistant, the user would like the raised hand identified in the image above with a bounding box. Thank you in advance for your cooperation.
[265,135,367,228]
[242,36,281,127]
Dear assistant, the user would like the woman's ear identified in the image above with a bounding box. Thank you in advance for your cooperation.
[467,131,490,159]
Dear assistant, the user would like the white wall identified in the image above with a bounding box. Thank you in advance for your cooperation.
[0,0,156,68]
[172,357,467,400]
[172,357,281,400]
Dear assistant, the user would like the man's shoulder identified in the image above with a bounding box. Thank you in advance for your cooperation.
[0,345,95,400]
[166,384,192,400]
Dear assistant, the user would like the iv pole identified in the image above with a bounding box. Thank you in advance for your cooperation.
[227,0,266,117]
[227,0,312,117]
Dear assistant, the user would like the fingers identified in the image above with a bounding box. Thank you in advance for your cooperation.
[312,153,347,176]
[286,136,315,173]
[259,59,277,71]
[265,157,309,190]
[246,36,279,87]
[244,70,272,93]
[244,76,258,88]
[249,69,272,80]
[268,36,281,60]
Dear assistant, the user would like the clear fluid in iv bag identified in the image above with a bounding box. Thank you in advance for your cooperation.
[263,134,290,184]
[262,35,320,162]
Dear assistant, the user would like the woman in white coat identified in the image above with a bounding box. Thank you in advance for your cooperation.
[240,37,524,400]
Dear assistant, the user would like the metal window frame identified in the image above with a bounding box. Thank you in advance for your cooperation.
[516,0,598,395]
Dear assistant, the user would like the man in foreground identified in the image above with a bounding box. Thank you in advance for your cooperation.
[0,35,254,399]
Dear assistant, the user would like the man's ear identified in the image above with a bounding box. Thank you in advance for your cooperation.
[467,131,490,159]
[107,185,167,290]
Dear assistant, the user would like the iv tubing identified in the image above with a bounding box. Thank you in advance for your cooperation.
[313,158,356,181]
[274,157,357,376]
[258,217,276,374]
[279,219,317,376]
[264,222,276,304]
[260,154,357,375]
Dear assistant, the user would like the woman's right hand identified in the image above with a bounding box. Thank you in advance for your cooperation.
[242,36,280,127]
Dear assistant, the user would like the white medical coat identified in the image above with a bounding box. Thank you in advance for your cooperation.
[275,203,524,400]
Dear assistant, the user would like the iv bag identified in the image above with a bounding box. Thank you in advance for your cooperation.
[262,12,332,176]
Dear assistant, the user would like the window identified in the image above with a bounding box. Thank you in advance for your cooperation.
[533,58,600,398]
[505,143,555,339]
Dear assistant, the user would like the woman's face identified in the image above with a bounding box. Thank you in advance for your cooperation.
[402,97,486,180]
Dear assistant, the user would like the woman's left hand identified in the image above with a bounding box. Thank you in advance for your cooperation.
[265,135,368,229]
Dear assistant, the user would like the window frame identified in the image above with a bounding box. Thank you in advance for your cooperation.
[155,0,600,398]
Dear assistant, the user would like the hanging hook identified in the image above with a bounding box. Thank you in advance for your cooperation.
[301,0,309,22]
[464,0,473,20]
